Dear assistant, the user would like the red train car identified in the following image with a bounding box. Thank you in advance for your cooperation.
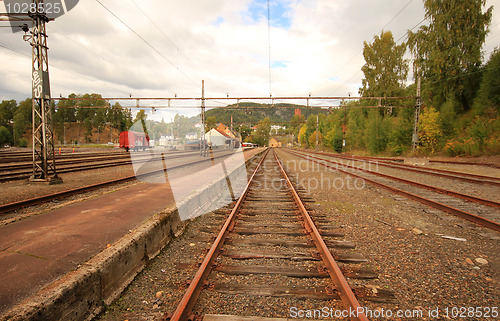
[119,131,150,151]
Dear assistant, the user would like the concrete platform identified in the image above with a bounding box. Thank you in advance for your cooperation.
[0,148,264,321]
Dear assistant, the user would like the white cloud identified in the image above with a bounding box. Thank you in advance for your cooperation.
[0,0,498,110]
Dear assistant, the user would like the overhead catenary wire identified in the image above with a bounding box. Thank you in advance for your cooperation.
[327,16,428,96]
[315,0,421,96]
[128,0,226,95]
[0,41,131,95]
[95,0,199,89]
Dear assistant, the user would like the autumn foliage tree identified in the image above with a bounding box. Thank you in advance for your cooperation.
[418,106,442,153]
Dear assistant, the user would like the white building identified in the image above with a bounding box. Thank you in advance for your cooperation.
[271,125,285,134]
[159,135,175,146]
[206,128,231,147]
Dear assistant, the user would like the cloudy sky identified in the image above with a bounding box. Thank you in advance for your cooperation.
[0,0,498,120]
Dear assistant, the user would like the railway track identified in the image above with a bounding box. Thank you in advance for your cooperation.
[284,149,500,232]
[0,150,126,163]
[299,149,500,186]
[163,149,393,321]
[0,149,258,214]
[0,150,235,182]
[335,153,500,170]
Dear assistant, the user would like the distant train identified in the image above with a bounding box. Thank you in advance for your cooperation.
[242,142,255,148]
[119,131,150,152]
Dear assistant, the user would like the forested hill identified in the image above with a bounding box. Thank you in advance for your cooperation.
[205,102,327,125]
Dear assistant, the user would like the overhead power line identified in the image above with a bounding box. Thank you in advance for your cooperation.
[381,0,414,31]
[0,41,131,95]
[95,0,199,88]
[314,0,419,96]
[128,0,226,94]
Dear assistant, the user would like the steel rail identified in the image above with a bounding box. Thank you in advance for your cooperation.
[291,150,500,209]
[169,148,270,321]
[285,150,500,232]
[429,159,500,170]
[351,153,500,170]
[0,149,262,214]
[308,150,500,185]
[273,149,368,321]
[0,149,241,182]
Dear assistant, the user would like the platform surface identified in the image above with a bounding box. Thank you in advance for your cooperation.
[0,148,262,316]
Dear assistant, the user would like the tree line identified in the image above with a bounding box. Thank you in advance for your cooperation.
[296,0,499,156]
[0,93,133,146]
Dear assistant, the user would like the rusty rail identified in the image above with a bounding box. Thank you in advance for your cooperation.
[290,150,500,209]
[168,148,270,321]
[0,149,258,214]
[168,148,368,320]
[273,150,368,321]
[286,150,500,232]
[303,149,500,186]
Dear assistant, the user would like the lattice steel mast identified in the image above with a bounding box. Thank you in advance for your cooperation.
[29,0,60,182]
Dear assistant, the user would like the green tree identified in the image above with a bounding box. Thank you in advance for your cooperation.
[133,109,147,124]
[345,108,366,151]
[360,30,408,100]
[94,108,108,143]
[13,98,32,145]
[76,93,105,141]
[0,100,16,127]
[108,103,131,131]
[238,124,252,141]
[251,117,271,146]
[205,116,217,132]
[290,114,305,142]
[408,0,492,111]
[0,126,12,145]
[54,94,77,144]
[473,49,500,116]
[365,110,390,154]
[0,100,16,145]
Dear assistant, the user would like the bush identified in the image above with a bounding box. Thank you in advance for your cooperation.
[18,138,28,147]
[0,126,12,145]
[365,111,390,154]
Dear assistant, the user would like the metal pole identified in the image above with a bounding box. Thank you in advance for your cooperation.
[412,76,421,152]
[200,80,206,156]
[343,99,347,152]
[315,114,319,151]
[230,114,234,150]
[30,0,60,183]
